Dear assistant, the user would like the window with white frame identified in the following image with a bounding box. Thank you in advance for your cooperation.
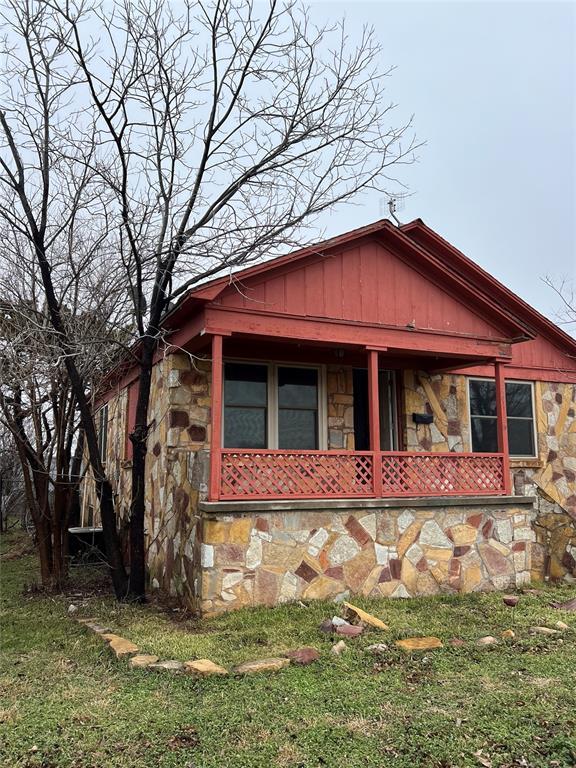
[223,362,324,450]
[468,378,536,457]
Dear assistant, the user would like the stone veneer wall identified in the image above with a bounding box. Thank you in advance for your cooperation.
[81,387,131,527]
[326,365,355,450]
[81,356,576,613]
[403,371,469,452]
[513,381,576,583]
[198,500,535,616]
[144,354,211,607]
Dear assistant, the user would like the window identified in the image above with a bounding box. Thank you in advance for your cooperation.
[97,404,109,461]
[469,379,536,457]
[278,366,318,449]
[223,362,323,450]
[224,363,268,448]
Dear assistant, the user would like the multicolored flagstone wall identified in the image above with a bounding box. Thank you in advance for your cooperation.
[81,353,576,614]
[198,500,535,616]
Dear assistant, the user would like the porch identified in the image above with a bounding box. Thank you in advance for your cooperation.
[206,336,513,502]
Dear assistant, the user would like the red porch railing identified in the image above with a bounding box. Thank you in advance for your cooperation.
[216,450,507,501]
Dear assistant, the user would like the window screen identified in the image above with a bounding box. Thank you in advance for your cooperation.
[223,363,267,448]
[277,367,319,449]
[469,379,535,457]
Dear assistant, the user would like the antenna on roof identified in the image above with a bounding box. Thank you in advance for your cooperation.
[386,194,408,226]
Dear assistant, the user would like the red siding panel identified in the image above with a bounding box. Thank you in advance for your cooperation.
[217,240,506,339]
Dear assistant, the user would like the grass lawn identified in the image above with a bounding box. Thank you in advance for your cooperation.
[1,531,576,768]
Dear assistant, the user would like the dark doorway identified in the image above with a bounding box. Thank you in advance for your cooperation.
[352,369,398,451]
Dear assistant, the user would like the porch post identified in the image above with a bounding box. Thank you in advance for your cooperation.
[494,361,512,495]
[367,349,383,496]
[209,334,223,501]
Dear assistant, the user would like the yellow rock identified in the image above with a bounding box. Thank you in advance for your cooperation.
[488,538,510,557]
[461,565,482,592]
[233,657,290,675]
[343,602,389,630]
[450,524,478,547]
[184,659,228,676]
[360,566,384,597]
[102,634,139,658]
[303,575,341,601]
[397,521,422,558]
[130,654,160,668]
[203,519,229,544]
[429,562,449,584]
[229,517,252,544]
[395,636,443,651]
[400,558,419,595]
[423,547,452,562]
[501,629,515,639]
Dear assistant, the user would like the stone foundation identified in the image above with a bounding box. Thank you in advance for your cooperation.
[197,497,535,616]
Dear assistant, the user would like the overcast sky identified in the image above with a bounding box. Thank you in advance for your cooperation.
[307,0,575,332]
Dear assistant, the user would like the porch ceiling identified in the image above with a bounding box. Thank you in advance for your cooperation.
[185,334,502,373]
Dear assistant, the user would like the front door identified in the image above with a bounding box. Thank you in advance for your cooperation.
[352,368,398,451]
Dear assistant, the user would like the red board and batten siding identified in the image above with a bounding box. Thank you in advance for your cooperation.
[214,240,509,341]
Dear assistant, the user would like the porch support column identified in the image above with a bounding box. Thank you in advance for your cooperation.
[367,349,383,496]
[494,361,512,495]
[209,334,224,501]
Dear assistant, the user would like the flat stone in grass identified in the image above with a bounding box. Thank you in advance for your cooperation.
[76,618,111,634]
[232,658,290,675]
[501,629,515,639]
[395,637,443,651]
[130,654,160,668]
[184,659,228,677]
[101,633,139,658]
[331,640,347,655]
[335,624,363,637]
[476,636,498,646]
[530,626,560,636]
[148,660,185,673]
[343,602,389,630]
[555,621,569,630]
[284,647,320,665]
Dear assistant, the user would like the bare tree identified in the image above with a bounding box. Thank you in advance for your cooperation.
[543,276,576,338]
[0,0,419,600]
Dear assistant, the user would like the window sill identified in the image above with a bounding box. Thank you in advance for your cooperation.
[510,458,542,469]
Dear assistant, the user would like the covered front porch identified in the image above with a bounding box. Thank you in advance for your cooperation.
[205,334,513,503]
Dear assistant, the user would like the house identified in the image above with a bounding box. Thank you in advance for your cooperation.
[81,218,576,615]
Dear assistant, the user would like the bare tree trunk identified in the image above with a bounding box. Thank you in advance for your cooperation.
[32,237,129,599]
[128,337,155,600]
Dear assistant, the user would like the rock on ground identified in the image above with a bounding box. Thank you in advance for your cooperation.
[530,626,560,636]
[395,637,443,651]
[331,640,347,655]
[232,658,290,675]
[476,636,498,646]
[284,647,320,665]
[184,659,228,677]
[101,634,139,658]
[148,660,185,673]
[343,602,388,630]
[130,654,160,668]
[335,624,363,637]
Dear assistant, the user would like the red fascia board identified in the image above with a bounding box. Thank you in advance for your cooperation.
[189,219,395,294]
[401,220,576,356]
[202,305,513,359]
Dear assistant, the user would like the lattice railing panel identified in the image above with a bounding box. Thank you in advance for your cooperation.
[380,453,505,496]
[220,451,374,499]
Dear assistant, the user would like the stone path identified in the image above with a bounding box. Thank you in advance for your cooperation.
[73,602,572,679]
